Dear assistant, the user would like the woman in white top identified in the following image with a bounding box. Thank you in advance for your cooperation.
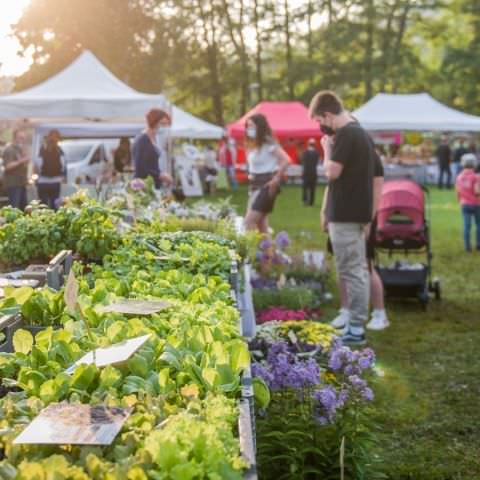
[244,114,290,233]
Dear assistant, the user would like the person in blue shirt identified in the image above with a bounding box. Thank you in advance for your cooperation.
[133,108,173,188]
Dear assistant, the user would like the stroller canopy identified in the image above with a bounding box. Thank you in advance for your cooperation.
[379,180,425,214]
[376,179,427,249]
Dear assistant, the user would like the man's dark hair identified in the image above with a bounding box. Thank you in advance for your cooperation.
[245,113,273,147]
[309,90,344,118]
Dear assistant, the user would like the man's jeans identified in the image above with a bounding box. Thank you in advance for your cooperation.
[438,164,452,189]
[225,166,238,191]
[461,204,480,251]
[7,186,27,211]
[328,222,369,334]
[37,183,61,210]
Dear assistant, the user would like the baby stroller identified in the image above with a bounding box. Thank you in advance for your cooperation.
[374,179,441,308]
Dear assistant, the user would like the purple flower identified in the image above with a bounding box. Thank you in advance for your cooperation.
[328,345,354,371]
[313,385,347,424]
[253,341,320,391]
[362,387,374,401]
[259,238,272,250]
[315,415,328,425]
[275,231,290,249]
[357,348,376,371]
[315,385,337,410]
[252,363,274,386]
[130,178,146,191]
[348,375,367,390]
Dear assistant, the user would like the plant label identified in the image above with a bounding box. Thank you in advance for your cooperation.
[65,334,151,374]
[97,299,170,315]
[14,403,131,445]
[64,269,79,313]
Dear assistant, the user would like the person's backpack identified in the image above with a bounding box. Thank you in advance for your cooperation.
[40,145,63,177]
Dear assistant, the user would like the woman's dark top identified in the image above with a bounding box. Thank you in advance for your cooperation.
[114,145,131,173]
[133,133,162,187]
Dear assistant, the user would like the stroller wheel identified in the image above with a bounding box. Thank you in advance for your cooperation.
[419,287,429,309]
[433,278,441,301]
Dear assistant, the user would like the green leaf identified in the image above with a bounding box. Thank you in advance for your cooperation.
[39,379,60,403]
[13,329,33,355]
[70,364,98,392]
[99,365,123,390]
[229,340,250,373]
[202,367,219,389]
[17,368,47,395]
[128,354,149,378]
[253,377,271,409]
[4,286,34,305]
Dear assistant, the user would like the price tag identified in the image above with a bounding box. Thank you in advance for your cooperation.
[97,299,170,315]
[65,334,151,374]
[64,270,78,313]
[14,403,131,446]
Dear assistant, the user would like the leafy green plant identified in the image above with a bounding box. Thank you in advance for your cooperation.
[253,286,319,311]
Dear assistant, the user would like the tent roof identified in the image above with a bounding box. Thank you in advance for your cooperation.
[227,101,321,139]
[34,104,223,140]
[0,50,167,119]
[353,93,480,132]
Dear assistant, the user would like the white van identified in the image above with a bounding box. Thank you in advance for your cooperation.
[60,140,111,184]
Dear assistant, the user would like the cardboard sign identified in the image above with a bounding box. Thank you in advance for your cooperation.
[64,270,79,313]
[14,403,131,445]
[97,299,170,316]
[65,334,151,374]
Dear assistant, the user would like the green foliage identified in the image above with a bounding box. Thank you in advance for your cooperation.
[256,393,384,480]
[0,206,250,479]
[0,201,121,266]
[253,286,319,311]
[144,395,245,479]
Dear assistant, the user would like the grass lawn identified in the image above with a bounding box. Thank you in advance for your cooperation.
[212,184,480,479]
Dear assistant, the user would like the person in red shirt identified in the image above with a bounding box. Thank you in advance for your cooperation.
[455,153,480,251]
[218,136,238,191]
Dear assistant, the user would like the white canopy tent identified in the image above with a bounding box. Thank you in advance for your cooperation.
[33,104,224,140]
[0,49,223,139]
[0,51,168,120]
[353,93,480,132]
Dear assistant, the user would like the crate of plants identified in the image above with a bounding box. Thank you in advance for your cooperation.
[0,208,258,478]
[251,232,329,325]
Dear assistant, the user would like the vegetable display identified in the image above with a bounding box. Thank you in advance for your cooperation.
[0,199,252,478]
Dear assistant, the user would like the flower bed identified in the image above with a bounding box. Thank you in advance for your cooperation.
[250,319,381,478]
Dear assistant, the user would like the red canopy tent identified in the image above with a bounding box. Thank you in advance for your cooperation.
[227,101,323,165]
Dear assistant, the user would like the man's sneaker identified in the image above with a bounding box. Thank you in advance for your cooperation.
[330,308,350,330]
[340,331,367,346]
[366,310,390,331]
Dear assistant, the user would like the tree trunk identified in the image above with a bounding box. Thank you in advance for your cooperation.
[284,0,294,99]
[379,0,401,92]
[364,0,375,100]
[253,0,264,101]
[307,0,314,86]
[196,1,224,124]
[391,0,412,93]
[221,0,249,114]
